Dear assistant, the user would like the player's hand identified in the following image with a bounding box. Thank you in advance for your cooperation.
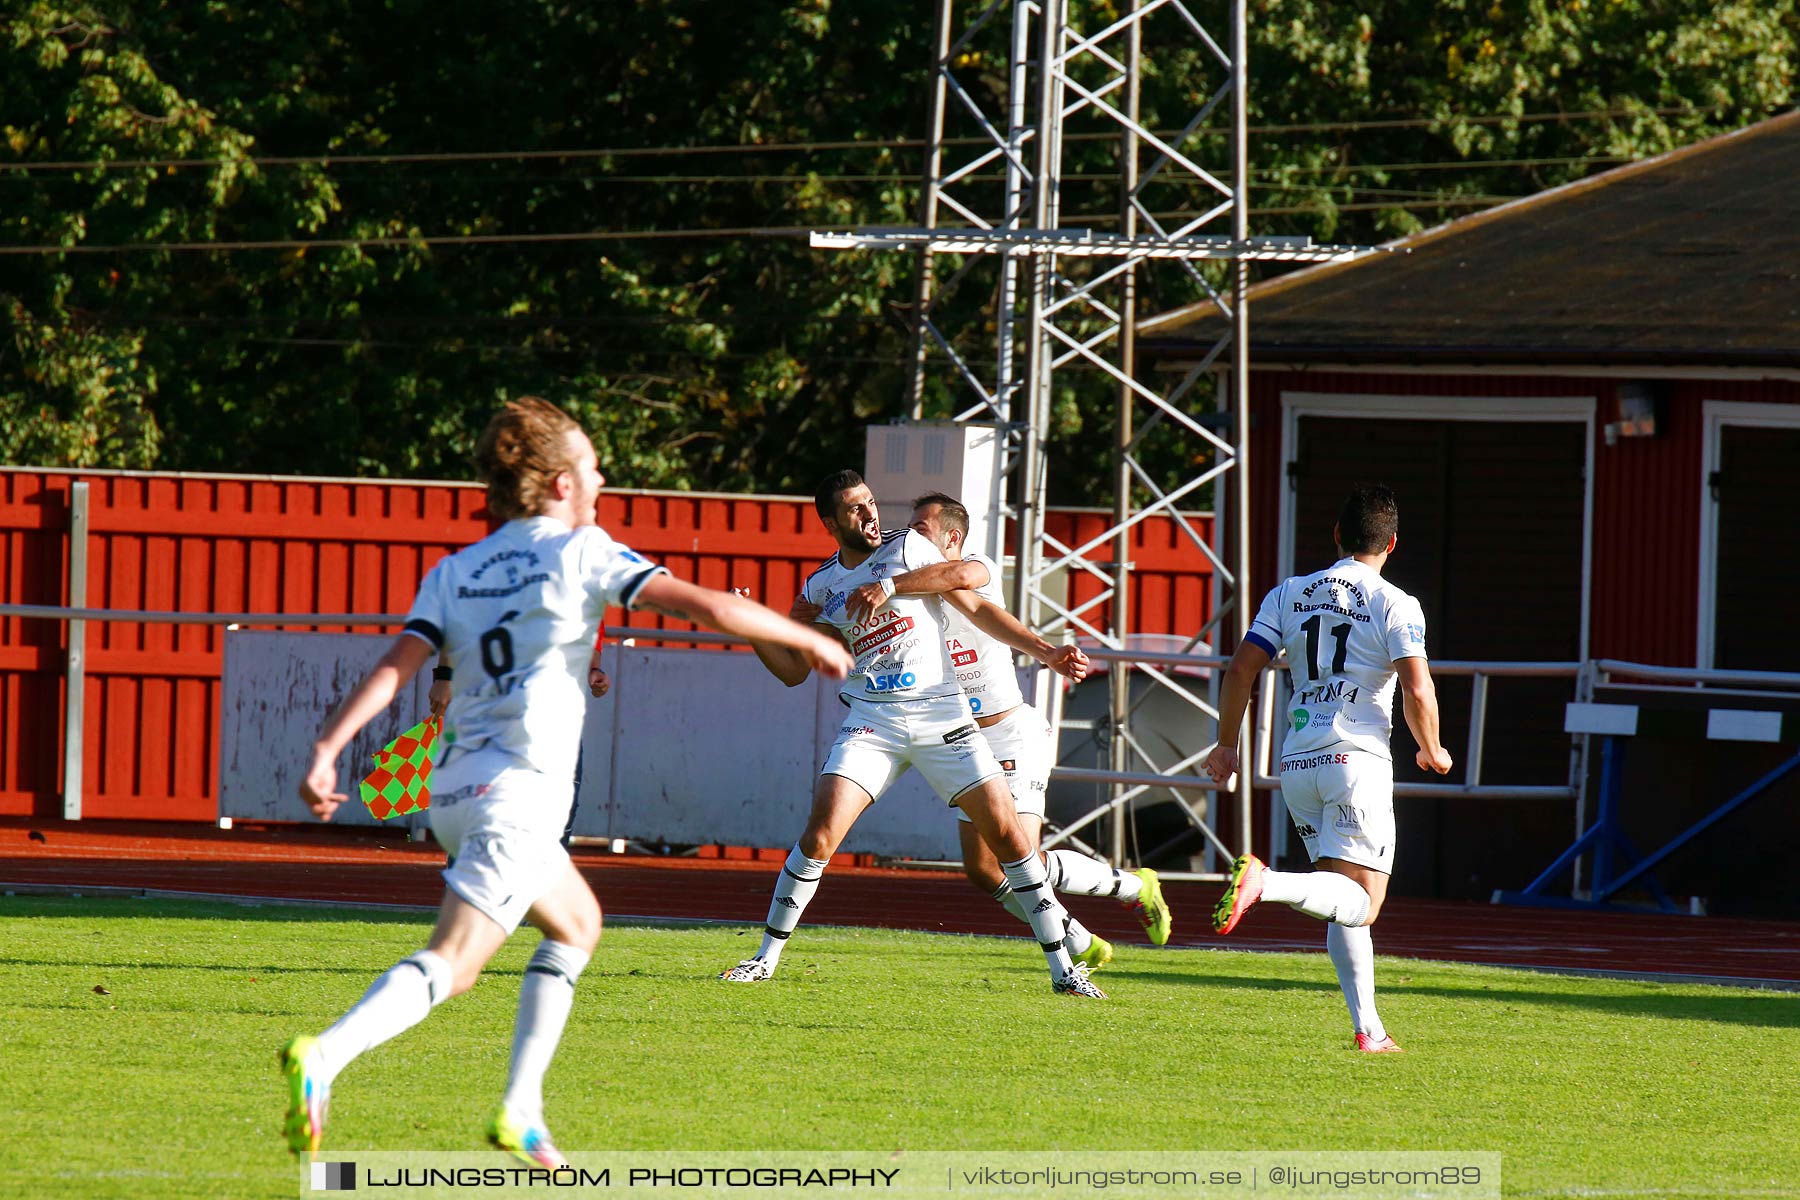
[1417,746,1454,775]
[789,594,822,623]
[427,678,452,718]
[845,581,891,624]
[1045,643,1090,682]
[1203,743,1239,787]
[588,650,611,698]
[803,631,854,680]
[299,745,346,822]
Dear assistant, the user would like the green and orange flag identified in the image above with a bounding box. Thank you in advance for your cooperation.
[358,716,443,819]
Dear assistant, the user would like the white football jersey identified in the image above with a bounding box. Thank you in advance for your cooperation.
[940,552,1026,718]
[403,515,666,780]
[1248,557,1428,760]
[804,529,964,705]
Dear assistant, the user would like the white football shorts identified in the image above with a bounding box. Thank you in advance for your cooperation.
[822,694,1004,805]
[1276,747,1396,873]
[954,704,1051,823]
[427,745,573,933]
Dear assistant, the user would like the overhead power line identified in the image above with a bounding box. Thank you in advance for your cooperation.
[0,156,1622,187]
[0,226,814,255]
[0,192,1523,256]
[0,105,1738,175]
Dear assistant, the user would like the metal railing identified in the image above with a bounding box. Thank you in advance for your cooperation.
[1047,649,1583,881]
[1502,657,1800,906]
[1254,659,1584,801]
[2,599,1585,872]
[1560,657,1800,900]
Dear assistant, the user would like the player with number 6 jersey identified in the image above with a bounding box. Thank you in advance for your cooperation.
[408,518,659,784]
[1204,484,1452,1053]
[281,398,850,1166]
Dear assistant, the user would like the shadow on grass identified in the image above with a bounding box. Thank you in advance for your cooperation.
[1,894,754,933]
[1101,966,1800,1029]
[0,956,381,976]
[2,893,429,925]
[11,896,1796,1029]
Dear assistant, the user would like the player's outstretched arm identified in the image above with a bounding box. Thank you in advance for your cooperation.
[302,633,437,821]
[1203,640,1271,786]
[727,587,830,686]
[636,575,852,682]
[939,589,1090,682]
[1396,656,1454,775]
[845,559,989,623]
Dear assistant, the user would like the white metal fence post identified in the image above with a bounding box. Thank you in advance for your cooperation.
[61,480,90,821]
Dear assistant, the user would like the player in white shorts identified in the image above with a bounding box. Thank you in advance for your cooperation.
[720,470,1106,998]
[281,398,850,1164]
[836,493,1175,969]
[1203,483,1452,1052]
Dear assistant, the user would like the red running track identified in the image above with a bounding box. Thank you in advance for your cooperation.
[2,818,1796,989]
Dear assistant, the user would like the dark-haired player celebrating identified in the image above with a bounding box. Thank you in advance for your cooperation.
[721,470,1106,998]
[842,492,1173,967]
[1204,484,1452,1052]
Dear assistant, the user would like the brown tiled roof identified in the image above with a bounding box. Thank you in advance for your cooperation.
[1139,109,1800,368]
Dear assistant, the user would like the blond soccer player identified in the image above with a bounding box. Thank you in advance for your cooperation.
[281,399,849,1164]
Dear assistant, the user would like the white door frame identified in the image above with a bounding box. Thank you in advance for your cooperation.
[1697,400,1800,670]
[1277,391,1598,661]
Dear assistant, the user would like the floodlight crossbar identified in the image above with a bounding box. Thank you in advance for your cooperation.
[809,227,1360,261]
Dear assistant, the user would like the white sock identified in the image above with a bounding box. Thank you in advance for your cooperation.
[756,846,828,969]
[314,950,452,1085]
[1000,854,1076,978]
[992,880,1094,954]
[1327,923,1385,1039]
[1259,869,1371,926]
[991,879,1030,925]
[1045,850,1142,901]
[502,940,590,1121]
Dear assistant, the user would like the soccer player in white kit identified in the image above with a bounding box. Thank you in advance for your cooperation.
[1203,484,1453,1053]
[720,470,1107,998]
[839,493,1175,968]
[281,398,851,1164]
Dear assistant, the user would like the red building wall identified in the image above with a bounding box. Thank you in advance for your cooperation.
[0,470,1215,822]
[0,472,488,821]
[1588,383,1703,667]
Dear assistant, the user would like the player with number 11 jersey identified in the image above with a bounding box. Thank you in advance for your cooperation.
[1248,558,1428,762]
[1203,484,1452,1055]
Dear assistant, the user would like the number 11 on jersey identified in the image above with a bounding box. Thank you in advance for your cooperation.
[1301,614,1349,681]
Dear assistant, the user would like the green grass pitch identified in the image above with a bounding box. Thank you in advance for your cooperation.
[0,894,1793,1199]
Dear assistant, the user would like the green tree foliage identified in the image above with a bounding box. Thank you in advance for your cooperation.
[3,5,325,465]
[1232,0,1796,241]
[1,1,1793,498]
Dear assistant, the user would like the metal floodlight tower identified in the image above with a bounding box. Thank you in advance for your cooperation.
[814,0,1370,877]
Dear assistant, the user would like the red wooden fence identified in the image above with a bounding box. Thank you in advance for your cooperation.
[0,468,1214,822]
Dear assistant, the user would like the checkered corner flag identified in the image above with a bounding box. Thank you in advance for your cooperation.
[358,716,442,819]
